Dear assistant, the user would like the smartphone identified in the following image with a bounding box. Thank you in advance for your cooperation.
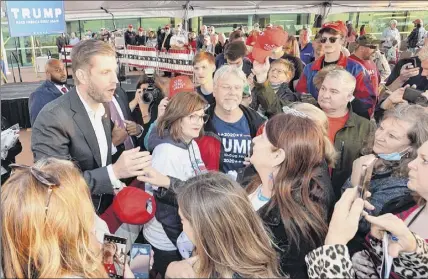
[103,234,128,279]
[358,161,376,199]
[129,244,151,279]
[405,58,417,69]
[403,87,423,103]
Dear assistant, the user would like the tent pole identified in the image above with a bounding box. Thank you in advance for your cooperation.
[31,35,39,77]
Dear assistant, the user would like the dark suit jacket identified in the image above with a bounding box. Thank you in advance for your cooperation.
[31,88,114,213]
[157,33,173,51]
[110,88,141,163]
[29,80,64,126]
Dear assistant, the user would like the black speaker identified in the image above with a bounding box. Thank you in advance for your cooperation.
[314,14,323,28]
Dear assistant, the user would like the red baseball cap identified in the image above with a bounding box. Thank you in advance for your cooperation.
[165,24,171,29]
[169,76,194,98]
[413,19,423,25]
[320,21,348,37]
[113,187,156,225]
[138,27,143,32]
[251,26,288,63]
[128,24,133,28]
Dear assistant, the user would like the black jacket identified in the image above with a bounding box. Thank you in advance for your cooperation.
[252,163,334,278]
[407,27,422,48]
[158,33,173,51]
[136,35,147,46]
[124,30,137,46]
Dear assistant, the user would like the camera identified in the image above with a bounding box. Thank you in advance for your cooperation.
[141,84,155,104]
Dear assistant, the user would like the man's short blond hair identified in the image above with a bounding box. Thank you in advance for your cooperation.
[71,39,116,84]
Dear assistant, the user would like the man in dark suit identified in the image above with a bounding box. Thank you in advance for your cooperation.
[29,59,69,125]
[31,40,151,214]
[56,33,69,53]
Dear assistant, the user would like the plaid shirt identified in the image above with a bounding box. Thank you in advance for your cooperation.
[296,52,377,117]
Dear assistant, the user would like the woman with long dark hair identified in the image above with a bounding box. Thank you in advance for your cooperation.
[247,112,335,278]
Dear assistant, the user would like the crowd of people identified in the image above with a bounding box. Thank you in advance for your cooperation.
[2,17,428,279]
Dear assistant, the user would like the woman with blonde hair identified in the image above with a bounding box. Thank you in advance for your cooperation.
[284,35,300,59]
[167,172,280,278]
[1,158,108,278]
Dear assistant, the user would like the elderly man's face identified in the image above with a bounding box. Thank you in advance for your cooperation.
[391,23,397,29]
[299,30,310,45]
[318,76,353,114]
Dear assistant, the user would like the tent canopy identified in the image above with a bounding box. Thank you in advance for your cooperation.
[63,1,428,21]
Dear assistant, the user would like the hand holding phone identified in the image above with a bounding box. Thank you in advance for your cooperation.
[358,158,376,200]
[350,155,377,198]
[399,60,420,83]
[103,234,128,279]
[403,87,423,103]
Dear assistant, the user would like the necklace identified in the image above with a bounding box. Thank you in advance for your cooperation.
[257,185,270,202]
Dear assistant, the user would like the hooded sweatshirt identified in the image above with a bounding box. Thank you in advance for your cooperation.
[143,129,206,251]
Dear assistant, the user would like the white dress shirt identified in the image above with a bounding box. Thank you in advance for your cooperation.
[76,88,123,189]
[55,84,68,94]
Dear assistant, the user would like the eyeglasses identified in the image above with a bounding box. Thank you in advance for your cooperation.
[218,84,243,92]
[320,36,340,44]
[187,114,209,124]
[9,164,60,216]
[270,68,287,75]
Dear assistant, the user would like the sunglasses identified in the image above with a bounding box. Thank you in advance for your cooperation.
[366,45,378,50]
[320,36,340,44]
[9,164,60,216]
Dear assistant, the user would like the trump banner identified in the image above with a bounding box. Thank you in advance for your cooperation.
[5,1,65,37]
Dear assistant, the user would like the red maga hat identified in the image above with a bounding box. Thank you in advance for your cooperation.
[320,21,348,37]
[251,26,288,63]
[169,75,195,98]
[113,187,156,225]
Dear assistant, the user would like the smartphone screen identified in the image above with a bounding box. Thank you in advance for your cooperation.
[358,166,368,199]
[103,234,128,279]
[129,244,151,279]
[359,160,376,199]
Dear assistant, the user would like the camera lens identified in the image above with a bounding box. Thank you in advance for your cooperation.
[142,91,154,104]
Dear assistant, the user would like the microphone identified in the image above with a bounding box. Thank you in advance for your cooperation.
[100,6,109,13]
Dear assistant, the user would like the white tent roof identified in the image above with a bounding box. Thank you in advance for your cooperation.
[63,1,428,21]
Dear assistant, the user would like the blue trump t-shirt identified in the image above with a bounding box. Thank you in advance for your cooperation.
[300,42,314,65]
[212,114,252,174]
